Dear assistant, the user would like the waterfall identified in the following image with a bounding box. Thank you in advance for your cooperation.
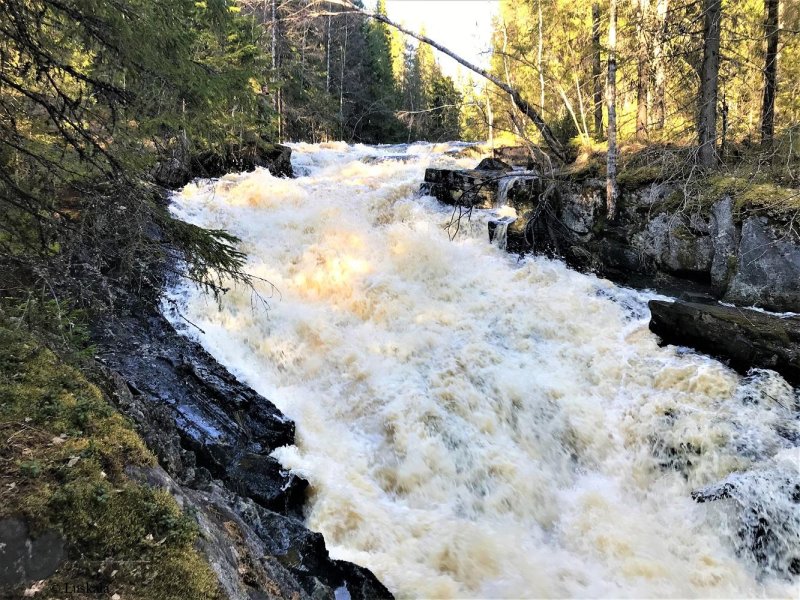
[494,170,538,208]
[489,215,516,251]
[495,174,518,207]
[166,141,799,599]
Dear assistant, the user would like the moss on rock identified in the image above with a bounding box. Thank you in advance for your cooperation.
[617,166,664,189]
[0,323,221,599]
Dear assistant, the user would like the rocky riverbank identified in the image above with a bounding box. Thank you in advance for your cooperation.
[423,151,800,385]
[91,302,392,600]
[99,143,392,599]
[2,142,393,599]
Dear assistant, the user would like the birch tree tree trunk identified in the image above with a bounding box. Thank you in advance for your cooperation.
[698,0,721,167]
[592,2,604,140]
[760,0,779,148]
[486,87,494,151]
[606,0,619,219]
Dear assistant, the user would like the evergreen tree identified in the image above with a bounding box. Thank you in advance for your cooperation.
[0,0,269,305]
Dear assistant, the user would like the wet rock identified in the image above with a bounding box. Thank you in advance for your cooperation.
[678,291,718,304]
[509,213,537,254]
[229,454,308,516]
[0,518,64,589]
[93,305,393,599]
[423,162,540,210]
[262,143,295,178]
[361,155,414,164]
[488,216,516,250]
[423,167,498,208]
[724,217,800,312]
[333,561,393,600]
[692,458,800,577]
[648,300,800,385]
[94,312,294,481]
[475,157,513,171]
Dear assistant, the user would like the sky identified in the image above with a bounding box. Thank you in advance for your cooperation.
[384,0,498,80]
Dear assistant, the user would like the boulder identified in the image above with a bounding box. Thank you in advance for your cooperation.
[709,196,739,293]
[725,217,800,312]
[475,157,513,171]
[423,168,497,208]
[648,299,800,385]
[423,167,540,210]
[0,519,64,589]
[692,458,800,577]
[634,213,713,277]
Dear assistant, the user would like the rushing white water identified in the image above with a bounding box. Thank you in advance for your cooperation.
[167,142,799,599]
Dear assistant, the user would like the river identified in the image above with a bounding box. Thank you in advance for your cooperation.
[167,142,799,599]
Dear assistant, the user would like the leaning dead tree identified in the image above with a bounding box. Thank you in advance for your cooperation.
[316,0,567,162]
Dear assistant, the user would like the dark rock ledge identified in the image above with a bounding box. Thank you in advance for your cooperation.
[92,306,392,600]
[649,299,800,386]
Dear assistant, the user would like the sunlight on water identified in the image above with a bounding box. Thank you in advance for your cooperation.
[167,141,799,599]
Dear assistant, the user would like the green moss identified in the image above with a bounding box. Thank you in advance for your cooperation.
[0,324,221,599]
[617,166,663,189]
[560,152,606,181]
[697,176,800,218]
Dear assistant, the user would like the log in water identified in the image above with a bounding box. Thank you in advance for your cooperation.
[167,142,799,599]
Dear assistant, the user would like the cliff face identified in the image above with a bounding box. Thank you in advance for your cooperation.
[547,180,800,313]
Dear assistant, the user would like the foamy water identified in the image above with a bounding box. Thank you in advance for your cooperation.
[166,142,799,599]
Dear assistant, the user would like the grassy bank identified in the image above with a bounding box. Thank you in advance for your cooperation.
[0,314,221,599]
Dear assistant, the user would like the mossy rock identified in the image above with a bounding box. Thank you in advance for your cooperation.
[617,166,663,189]
[679,175,800,220]
[0,324,221,599]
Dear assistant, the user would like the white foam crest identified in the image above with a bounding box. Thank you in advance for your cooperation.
[166,143,799,599]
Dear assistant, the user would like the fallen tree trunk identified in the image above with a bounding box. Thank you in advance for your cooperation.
[318,0,567,162]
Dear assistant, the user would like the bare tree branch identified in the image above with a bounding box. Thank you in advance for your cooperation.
[312,0,567,162]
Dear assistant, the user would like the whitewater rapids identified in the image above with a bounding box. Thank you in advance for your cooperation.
[167,142,799,599]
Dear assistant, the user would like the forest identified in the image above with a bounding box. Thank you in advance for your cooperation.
[2,0,798,311]
[1,0,799,598]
